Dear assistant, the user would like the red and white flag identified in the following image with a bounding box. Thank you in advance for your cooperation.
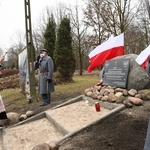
[135,45,150,69]
[87,33,124,72]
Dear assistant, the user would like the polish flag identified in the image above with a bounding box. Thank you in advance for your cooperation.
[135,45,150,69]
[87,33,124,72]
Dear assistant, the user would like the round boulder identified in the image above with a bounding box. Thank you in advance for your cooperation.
[100,54,150,90]
[6,112,19,125]
[32,143,50,150]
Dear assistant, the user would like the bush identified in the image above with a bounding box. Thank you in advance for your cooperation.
[0,69,19,78]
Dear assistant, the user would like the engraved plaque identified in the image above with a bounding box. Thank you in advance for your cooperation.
[102,59,130,88]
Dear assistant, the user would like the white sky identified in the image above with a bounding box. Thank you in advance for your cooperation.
[0,0,82,52]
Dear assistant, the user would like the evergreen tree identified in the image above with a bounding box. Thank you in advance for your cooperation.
[54,17,75,81]
[44,14,56,60]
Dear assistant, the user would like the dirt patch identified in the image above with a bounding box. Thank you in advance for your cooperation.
[1,94,150,149]
[59,101,150,150]
[2,92,150,150]
[2,98,124,150]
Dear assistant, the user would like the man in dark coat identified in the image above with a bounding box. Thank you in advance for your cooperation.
[146,55,150,77]
[0,54,7,120]
[37,49,54,106]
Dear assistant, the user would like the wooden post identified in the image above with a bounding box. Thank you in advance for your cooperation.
[24,0,36,100]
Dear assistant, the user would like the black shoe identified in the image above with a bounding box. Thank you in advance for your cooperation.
[40,103,48,106]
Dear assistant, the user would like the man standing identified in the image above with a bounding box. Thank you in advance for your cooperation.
[38,49,54,106]
[0,54,5,75]
[146,55,150,77]
[0,54,7,120]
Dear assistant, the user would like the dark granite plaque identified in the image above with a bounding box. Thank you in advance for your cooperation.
[102,59,130,88]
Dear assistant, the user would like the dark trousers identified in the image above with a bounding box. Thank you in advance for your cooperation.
[144,117,150,150]
[42,93,51,104]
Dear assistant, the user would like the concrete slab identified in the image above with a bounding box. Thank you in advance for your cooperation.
[45,100,110,133]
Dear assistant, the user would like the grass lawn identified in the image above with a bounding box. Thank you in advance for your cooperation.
[0,73,99,114]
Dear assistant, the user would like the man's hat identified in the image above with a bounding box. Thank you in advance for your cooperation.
[39,49,47,52]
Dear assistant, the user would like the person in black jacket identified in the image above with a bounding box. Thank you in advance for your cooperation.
[0,54,7,120]
[146,55,150,77]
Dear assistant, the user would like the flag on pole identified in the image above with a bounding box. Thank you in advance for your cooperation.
[135,45,150,69]
[87,33,124,72]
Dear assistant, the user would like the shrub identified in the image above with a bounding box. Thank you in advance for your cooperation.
[0,69,19,78]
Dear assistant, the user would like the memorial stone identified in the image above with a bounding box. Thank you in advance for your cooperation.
[102,59,130,88]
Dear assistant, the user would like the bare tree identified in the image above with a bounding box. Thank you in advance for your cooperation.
[7,31,25,68]
[84,0,142,54]
[33,4,68,52]
[125,24,146,54]
[136,0,150,46]
[101,0,135,34]
[67,3,88,75]
[124,0,150,54]
[55,2,70,25]
[84,0,107,45]
[84,0,138,54]
[32,7,51,51]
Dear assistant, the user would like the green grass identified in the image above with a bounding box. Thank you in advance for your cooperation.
[0,74,99,114]
[1,89,27,111]
[55,74,98,94]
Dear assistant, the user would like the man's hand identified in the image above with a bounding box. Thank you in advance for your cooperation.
[36,55,40,61]
[0,55,5,62]
[47,79,52,83]
[34,55,40,70]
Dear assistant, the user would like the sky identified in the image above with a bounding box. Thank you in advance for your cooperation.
[0,0,81,53]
